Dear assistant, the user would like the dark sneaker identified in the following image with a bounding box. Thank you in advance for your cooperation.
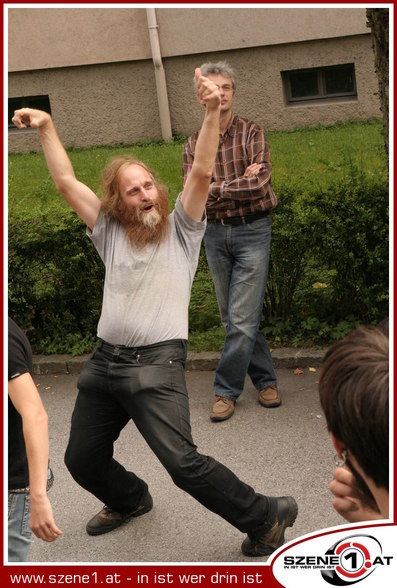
[86,491,153,536]
[242,496,298,557]
[210,396,235,421]
[258,385,281,408]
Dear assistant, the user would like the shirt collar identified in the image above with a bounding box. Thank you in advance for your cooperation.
[222,113,237,138]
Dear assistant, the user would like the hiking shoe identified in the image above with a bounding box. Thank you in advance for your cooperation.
[86,491,153,536]
[242,496,298,557]
[258,385,281,408]
[210,396,235,421]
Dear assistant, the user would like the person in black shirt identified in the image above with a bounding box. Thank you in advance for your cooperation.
[8,317,62,561]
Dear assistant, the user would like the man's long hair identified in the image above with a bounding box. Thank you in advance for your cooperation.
[100,155,170,222]
[319,324,389,490]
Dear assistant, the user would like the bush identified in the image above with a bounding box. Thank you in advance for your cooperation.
[261,160,389,346]
[8,206,104,354]
[189,245,221,333]
[313,164,389,322]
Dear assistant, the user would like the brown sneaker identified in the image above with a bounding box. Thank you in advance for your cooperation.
[241,496,298,557]
[86,491,153,536]
[258,385,281,408]
[210,396,235,421]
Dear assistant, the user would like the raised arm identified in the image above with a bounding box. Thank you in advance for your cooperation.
[8,374,62,542]
[12,108,100,230]
[181,69,221,221]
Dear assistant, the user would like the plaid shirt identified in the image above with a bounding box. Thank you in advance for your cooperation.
[182,114,278,220]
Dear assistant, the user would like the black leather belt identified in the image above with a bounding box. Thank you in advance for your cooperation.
[208,210,271,226]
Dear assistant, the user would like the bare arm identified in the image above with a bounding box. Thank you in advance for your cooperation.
[8,373,62,542]
[12,108,100,230]
[180,69,221,221]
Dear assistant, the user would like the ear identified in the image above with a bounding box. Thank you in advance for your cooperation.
[330,432,345,456]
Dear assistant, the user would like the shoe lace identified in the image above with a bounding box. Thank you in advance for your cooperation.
[216,396,231,404]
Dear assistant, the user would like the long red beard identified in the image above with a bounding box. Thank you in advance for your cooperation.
[118,193,170,249]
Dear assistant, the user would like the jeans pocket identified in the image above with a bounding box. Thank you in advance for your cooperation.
[246,215,272,232]
[8,493,32,539]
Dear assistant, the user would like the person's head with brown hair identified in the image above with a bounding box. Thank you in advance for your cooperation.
[319,324,389,516]
[100,155,170,248]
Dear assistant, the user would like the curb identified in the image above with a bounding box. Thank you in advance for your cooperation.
[33,347,326,375]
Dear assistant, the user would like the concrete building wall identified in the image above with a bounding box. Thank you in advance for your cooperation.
[8,8,152,70]
[7,6,381,153]
[9,61,160,153]
[155,7,369,56]
[8,7,369,69]
[165,35,380,138]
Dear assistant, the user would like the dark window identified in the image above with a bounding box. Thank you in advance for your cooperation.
[289,70,319,99]
[8,95,51,128]
[324,64,355,95]
[282,64,357,104]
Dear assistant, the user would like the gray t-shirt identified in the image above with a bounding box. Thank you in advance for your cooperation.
[87,195,206,347]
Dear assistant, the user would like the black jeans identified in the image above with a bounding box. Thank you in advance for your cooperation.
[64,339,270,535]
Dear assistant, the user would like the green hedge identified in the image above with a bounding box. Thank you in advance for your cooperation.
[262,167,389,346]
[8,207,104,355]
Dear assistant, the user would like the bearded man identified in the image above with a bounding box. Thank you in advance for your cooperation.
[11,69,297,557]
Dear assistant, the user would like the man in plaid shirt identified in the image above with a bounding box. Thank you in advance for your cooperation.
[183,60,280,422]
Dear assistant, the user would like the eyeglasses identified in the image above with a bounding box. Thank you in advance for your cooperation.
[217,85,234,93]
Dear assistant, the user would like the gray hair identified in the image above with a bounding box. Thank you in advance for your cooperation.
[195,60,236,90]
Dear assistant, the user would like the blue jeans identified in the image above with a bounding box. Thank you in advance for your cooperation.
[8,493,32,562]
[64,339,272,537]
[204,215,277,401]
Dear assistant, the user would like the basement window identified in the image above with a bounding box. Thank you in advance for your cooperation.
[8,95,52,128]
[282,63,357,104]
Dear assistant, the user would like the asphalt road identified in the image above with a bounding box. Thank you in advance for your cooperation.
[28,367,344,564]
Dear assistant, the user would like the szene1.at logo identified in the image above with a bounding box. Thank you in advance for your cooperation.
[283,534,393,585]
